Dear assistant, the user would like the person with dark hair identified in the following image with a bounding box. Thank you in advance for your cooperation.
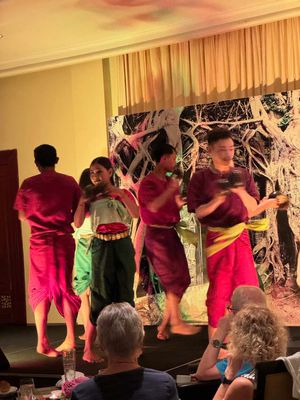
[74,156,139,363]
[151,143,175,163]
[33,144,58,166]
[187,127,261,341]
[206,127,233,146]
[138,143,200,339]
[14,144,81,357]
[73,168,93,340]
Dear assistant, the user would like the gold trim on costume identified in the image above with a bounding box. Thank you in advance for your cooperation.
[95,231,129,241]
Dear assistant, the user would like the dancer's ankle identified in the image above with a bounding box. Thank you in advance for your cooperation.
[37,344,61,357]
[171,322,201,335]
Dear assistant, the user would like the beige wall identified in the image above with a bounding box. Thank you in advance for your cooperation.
[0,60,108,323]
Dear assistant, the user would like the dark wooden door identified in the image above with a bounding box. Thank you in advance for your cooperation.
[0,149,26,324]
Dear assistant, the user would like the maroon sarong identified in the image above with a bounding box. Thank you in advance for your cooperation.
[29,233,81,316]
[144,226,190,299]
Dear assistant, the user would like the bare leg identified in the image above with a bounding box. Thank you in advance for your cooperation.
[157,304,171,340]
[82,320,103,363]
[55,299,77,352]
[78,289,90,340]
[35,299,60,357]
[167,292,201,335]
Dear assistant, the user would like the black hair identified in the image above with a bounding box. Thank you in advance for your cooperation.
[34,144,58,167]
[79,168,92,190]
[151,143,176,163]
[90,157,114,185]
[207,127,233,146]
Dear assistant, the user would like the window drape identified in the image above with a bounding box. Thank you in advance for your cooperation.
[105,16,300,116]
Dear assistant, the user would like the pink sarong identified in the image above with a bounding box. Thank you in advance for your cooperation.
[29,233,81,316]
[206,229,259,327]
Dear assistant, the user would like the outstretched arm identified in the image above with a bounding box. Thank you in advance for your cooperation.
[249,197,279,217]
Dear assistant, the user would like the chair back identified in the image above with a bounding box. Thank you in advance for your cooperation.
[255,360,293,400]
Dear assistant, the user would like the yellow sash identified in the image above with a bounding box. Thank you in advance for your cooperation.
[206,218,269,258]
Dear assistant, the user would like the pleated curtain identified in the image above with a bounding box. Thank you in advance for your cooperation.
[105,16,300,116]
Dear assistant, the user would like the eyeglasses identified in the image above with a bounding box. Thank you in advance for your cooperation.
[226,304,239,313]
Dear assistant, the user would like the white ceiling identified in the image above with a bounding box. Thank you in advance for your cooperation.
[1,0,300,77]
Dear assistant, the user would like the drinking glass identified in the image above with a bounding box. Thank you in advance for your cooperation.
[18,378,35,400]
[62,349,76,382]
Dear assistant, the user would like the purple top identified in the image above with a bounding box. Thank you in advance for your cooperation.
[14,170,81,236]
[187,167,259,227]
[138,173,180,226]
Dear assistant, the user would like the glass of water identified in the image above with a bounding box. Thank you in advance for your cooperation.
[62,349,76,381]
[19,378,35,399]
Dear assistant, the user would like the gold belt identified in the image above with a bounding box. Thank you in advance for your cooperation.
[148,224,175,229]
[94,231,129,241]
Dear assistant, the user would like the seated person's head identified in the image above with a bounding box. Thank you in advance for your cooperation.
[230,285,266,313]
[97,302,144,360]
[228,304,287,365]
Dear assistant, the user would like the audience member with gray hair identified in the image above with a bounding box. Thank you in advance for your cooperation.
[71,302,179,400]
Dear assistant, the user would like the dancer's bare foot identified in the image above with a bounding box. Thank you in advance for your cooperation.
[37,345,61,357]
[157,326,170,341]
[79,333,86,341]
[82,348,104,363]
[171,323,201,336]
[55,340,76,352]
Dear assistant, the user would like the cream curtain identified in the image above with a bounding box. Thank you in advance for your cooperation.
[105,16,300,116]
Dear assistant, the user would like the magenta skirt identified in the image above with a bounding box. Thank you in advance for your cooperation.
[206,229,259,327]
[29,233,81,317]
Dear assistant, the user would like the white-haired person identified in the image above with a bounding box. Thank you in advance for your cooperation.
[212,304,288,400]
[71,302,179,400]
[193,285,267,380]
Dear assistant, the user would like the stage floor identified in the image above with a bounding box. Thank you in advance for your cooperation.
[1,324,300,388]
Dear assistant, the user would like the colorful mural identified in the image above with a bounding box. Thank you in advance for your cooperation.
[108,90,300,325]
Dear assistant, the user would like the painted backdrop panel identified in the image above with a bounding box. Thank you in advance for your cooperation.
[108,90,300,326]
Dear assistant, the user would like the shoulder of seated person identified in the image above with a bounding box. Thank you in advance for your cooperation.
[144,368,175,379]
